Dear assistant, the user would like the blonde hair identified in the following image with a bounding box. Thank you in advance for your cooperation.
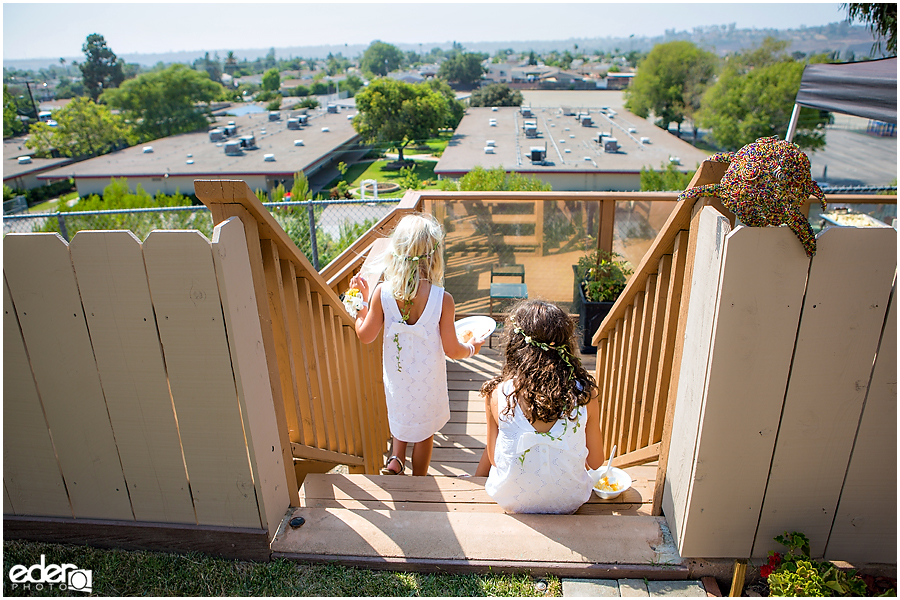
[383,213,445,303]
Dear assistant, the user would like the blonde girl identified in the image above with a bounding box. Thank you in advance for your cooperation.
[351,213,483,476]
[476,299,604,513]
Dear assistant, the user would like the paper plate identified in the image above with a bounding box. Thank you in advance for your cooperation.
[455,316,497,344]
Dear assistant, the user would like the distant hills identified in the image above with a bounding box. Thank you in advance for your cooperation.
[4,21,885,72]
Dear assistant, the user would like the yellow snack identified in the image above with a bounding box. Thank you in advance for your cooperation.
[460,329,475,343]
[595,475,623,492]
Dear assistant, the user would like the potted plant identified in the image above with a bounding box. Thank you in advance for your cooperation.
[573,249,632,353]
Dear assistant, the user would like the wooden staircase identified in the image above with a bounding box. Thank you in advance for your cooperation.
[270,347,687,576]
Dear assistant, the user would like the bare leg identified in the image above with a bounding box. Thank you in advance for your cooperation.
[410,435,434,476]
[474,447,492,477]
[384,437,408,474]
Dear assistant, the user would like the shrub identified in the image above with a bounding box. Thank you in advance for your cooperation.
[763,532,869,597]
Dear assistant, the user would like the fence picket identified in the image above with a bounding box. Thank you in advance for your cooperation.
[69,231,195,524]
[143,230,260,529]
[3,278,72,517]
[4,233,133,521]
[755,226,897,558]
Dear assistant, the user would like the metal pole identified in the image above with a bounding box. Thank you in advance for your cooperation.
[24,81,39,121]
[56,212,69,241]
[306,202,319,270]
[785,103,802,143]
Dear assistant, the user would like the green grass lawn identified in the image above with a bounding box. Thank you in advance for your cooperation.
[325,159,441,197]
[3,540,561,596]
[28,192,79,213]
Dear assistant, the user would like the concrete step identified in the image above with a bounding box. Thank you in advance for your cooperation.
[563,578,712,597]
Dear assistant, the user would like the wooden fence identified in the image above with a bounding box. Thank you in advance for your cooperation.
[592,161,896,563]
[4,218,289,558]
[664,211,896,563]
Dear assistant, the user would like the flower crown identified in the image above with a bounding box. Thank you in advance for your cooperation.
[510,319,576,381]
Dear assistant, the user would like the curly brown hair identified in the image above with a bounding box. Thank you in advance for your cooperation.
[482,299,597,424]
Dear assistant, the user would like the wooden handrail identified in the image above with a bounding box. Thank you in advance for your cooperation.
[196,179,391,485]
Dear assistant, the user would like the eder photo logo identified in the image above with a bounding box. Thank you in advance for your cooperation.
[7,554,92,593]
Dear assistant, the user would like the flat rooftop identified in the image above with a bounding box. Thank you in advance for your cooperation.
[435,104,709,177]
[38,104,360,181]
[3,137,72,182]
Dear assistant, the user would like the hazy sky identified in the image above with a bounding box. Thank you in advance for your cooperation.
[4,2,848,60]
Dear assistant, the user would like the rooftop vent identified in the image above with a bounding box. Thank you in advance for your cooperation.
[287,118,301,130]
[264,154,275,162]
[186,159,194,164]
[486,140,495,146]
[322,127,330,132]
[484,146,494,154]
[521,108,533,118]
[327,104,338,114]
[669,156,681,165]
[268,111,281,121]
[228,121,236,126]
[347,114,354,120]
[142,146,154,153]
[564,148,571,153]
[298,115,308,124]
[294,139,304,146]
[225,141,242,156]
[239,135,256,149]
[491,107,498,111]
[529,146,546,163]
[17,156,31,164]
[209,128,225,142]
[604,138,620,153]
[640,137,651,144]
[581,116,593,127]
[569,134,575,138]
[628,127,637,133]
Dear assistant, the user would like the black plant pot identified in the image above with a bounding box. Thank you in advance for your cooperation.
[573,266,614,354]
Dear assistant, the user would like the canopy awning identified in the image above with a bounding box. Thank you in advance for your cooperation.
[786,57,897,141]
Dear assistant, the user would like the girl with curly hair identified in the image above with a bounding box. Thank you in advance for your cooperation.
[475,299,604,513]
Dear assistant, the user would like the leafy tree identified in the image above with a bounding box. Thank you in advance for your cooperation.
[843,3,897,55]
[640,162,696,192]
[424,78,466,128]
[437,52,486,85]
[341,74,364,96]
[353,78,450,163]
[194,52,222,83]
[55,78,86,99]
[4,84,24,138]
[23,122,56,156]
[26,97,132,157]
[441,166,552,191]
[625,41,718,133]
[527,51,538,66]
[101,64,222,140]
[698,58,828,152]
[469,83,523,107]
[298,97,319,109]
[360,41,404,77]
[80,33,125,101]
[262,68,280,91]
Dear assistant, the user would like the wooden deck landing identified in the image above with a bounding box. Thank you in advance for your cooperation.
[271,345,684,575]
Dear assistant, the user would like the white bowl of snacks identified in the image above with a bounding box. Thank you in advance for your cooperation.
[591,466,632,500]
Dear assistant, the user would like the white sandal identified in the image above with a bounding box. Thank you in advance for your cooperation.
[380,455,405,475]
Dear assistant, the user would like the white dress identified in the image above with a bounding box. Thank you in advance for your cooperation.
[485,380,594,514]
[380,282,450,443]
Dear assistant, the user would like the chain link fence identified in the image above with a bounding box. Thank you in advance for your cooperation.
[3,198,401,270]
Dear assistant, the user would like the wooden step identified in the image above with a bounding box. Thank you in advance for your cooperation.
[299,470,657,515]
[272,502,683,575]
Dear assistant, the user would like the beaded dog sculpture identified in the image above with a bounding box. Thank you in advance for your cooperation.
[678,136,827,256]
